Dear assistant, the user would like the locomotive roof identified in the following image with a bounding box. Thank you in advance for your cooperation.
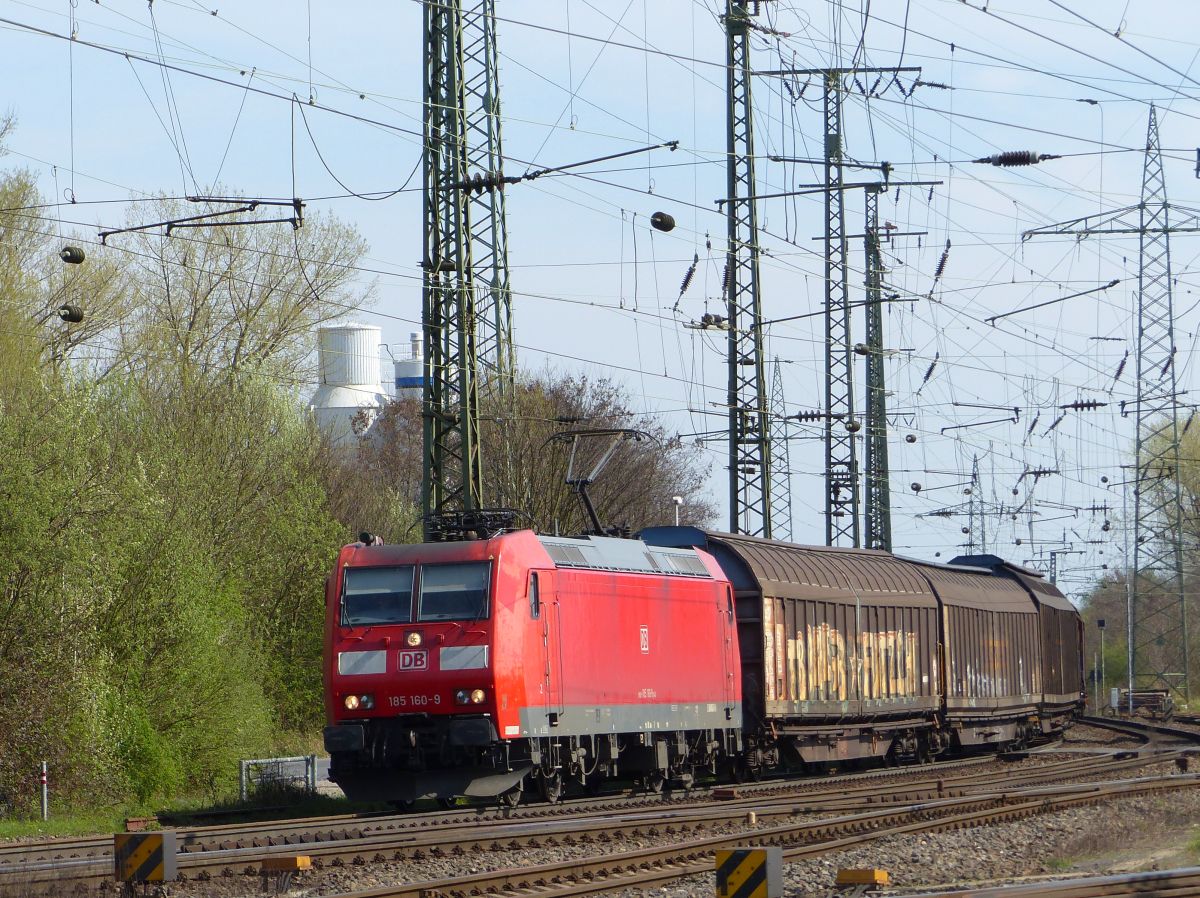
[537,534,714,578]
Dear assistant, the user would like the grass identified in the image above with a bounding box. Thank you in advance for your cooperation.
[1045,857,1075,873]
[0,788,386,841]
[1186,830,1200,857]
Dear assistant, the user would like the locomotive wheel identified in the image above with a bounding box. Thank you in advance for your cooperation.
[644,771,665,794]
[389,800,415,813]
[539,771,563,803]
[438,797,457,810]
[499,784,523,808]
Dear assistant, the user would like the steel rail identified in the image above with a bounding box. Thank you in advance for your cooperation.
[320,774,1200,898]
[1080,714,1200,743]
[0,749,1174,891]
[0,753,1003,869]
[892,866,1200,897]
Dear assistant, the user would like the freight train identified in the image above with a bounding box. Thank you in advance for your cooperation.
[322,527,1084,805]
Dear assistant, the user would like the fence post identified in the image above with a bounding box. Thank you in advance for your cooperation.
[39,762,48,821]
[239,760,248,802]
[307,755,317,793]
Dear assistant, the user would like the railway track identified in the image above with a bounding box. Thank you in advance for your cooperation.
[0,751,1004,869]
[894,866,1200,897]
[321,773,1200,898]
[0,741,1188,894]
[1079,714,1200,744]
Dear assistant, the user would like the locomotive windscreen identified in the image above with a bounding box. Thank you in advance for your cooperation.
[342,565,415,626]
[418,562,491,622]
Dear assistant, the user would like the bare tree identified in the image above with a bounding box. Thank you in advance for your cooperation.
[332,370,717,541]
[113,196,372,388]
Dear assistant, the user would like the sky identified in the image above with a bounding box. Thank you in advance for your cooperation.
[3,0,1200,600]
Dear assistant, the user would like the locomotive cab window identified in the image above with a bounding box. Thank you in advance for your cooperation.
[418,562,491,622]
[341,565,415,626]
[529,572,540,619]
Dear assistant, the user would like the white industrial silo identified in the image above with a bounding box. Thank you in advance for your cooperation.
[310,323,389,447]
[394,332,425,399]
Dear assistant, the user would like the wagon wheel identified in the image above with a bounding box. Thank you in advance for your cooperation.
[539,770,563,803]
[438,797,458,810]
[643,771,666,794]
[389,800,415,813]
[499,784,523,808]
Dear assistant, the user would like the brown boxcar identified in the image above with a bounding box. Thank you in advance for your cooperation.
[914,561,1043,747]
[643,529,943,765]
[952,554,1084,732]
[643,528,1074,764]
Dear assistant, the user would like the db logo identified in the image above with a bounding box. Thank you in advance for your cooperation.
[398,650,428,671]
[639,625,650,654]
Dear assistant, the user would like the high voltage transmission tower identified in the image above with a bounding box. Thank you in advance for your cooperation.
[1025,104,1200,701]
[965,454,984,554]
[722,0,771,537]
[769,358,793,541]
[421,0,514,538]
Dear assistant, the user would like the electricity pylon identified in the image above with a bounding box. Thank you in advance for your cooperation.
[1025,104,1199,699]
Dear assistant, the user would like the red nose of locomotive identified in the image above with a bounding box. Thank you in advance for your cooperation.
[328,555,495,725]
[331,622,493,721]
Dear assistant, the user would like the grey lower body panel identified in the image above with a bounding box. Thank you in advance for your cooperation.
[332,763,532,802]
[517,700,742,738]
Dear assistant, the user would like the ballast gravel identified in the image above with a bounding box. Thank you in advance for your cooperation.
[149,774,1200,898]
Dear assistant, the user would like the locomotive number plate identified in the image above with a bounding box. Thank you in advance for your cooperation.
[388,694,442,708]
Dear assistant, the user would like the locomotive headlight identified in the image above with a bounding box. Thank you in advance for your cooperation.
[470,689,486,704]
[343,694,360,711]
[360,694,375,710]
[406,631,422,647]
[455,689,469,704]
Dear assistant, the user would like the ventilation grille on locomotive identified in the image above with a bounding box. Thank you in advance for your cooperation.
[539,536,712,577]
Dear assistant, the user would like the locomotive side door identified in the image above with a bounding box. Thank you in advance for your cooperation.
[533,570,564,725]
[721,585,737,717]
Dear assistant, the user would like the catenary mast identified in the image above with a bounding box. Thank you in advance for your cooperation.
[723,0,772,537]
[421,0,513,538]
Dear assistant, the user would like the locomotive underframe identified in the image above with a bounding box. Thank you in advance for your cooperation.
[325,713,744,803]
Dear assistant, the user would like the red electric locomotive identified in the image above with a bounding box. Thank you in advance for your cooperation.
[323,529,742,804]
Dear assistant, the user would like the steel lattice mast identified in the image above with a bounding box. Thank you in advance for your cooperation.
[1025,105,1198,700]
[1132,107,1189,699]
[820,70,860,547]
[423,0,505,535]
[723,0,771,537]
[863,184,891,551]
[462,0,514,388]
[769,358,793,541]
[758,65,918,546]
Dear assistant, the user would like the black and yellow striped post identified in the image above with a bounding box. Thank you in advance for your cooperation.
[715,846,782,898]
[113,831,177,883]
